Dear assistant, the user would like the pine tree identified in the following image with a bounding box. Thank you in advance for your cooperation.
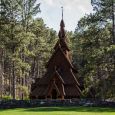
[73,0,115,99]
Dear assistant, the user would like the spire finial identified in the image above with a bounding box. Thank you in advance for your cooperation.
[61,6,63,20]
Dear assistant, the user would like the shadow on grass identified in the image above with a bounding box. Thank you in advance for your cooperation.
[23,106,115,113]
[0,106,115,113]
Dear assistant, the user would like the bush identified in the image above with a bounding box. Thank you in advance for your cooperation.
[2,95,12,100]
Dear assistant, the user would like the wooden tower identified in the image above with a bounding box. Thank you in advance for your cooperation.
[30,8,81,99]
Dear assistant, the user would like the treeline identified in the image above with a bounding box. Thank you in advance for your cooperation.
[0,0,57,99]
[0,0,115,100]
[71,0,115,99]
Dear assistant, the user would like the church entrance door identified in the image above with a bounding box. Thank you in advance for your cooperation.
[51,89,57,99]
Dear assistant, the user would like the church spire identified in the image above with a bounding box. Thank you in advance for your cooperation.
[61,6,63,20]
[58,7,65,39]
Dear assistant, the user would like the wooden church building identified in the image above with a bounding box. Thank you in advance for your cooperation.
[30,9,81,99]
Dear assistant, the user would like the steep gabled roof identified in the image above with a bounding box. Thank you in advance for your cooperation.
[54,39,70,51]
[31,70,64,97]
[60,39,70,51]
[53,71,65,84]
[47,45,73,68]
[33,69,64,86]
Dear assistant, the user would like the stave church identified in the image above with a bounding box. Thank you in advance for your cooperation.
[30,8,81,99]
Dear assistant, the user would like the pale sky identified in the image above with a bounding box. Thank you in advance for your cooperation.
[38,0,93,32]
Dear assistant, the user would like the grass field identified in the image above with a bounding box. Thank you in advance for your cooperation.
[0,106,115,115]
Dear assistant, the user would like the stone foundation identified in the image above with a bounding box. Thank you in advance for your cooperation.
[0,99,115,109]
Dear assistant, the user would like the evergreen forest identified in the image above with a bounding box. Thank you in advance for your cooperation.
[0,0,115,100]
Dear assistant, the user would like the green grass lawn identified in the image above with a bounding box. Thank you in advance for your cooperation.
[0,106,115,115]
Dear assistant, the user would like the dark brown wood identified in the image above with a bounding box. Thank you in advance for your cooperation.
[30,19,81,99]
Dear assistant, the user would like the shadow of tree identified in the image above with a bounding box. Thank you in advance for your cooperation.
[23,107,115,112]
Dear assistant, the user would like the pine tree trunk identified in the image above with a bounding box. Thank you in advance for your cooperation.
[0,48,5,98]
[0,64,3,98]
[112,0,115,44]
[112,0,115,68]
[12,59,16,99]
